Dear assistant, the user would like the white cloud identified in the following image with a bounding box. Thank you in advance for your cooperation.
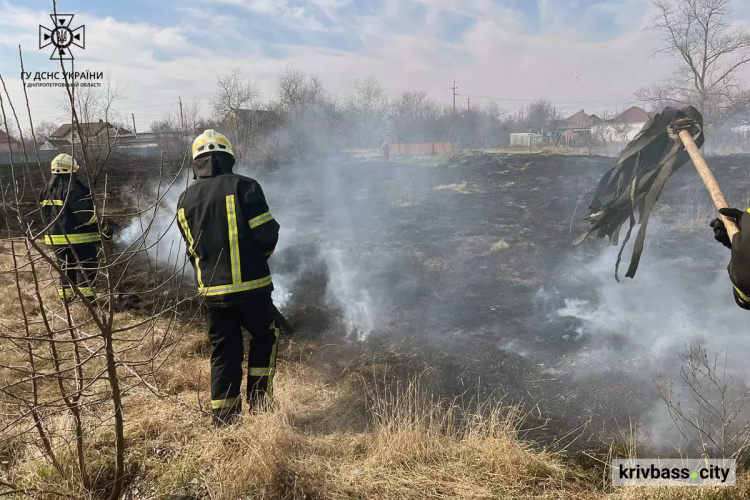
[0,0,748,133]
[153,27,187,48]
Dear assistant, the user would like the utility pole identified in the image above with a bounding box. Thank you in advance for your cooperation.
[178,96,185,131]
[467,98,470,112]
[452,81,458,113]
[131,113,137,136]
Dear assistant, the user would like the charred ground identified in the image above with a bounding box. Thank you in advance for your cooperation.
[257,150,750,450]
[5,151,748,453]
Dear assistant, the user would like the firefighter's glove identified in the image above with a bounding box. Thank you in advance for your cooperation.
[710,216,732,249]
[718,208,750,288]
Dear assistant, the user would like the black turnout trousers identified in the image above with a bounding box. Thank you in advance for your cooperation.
[207,297,280,414]
[54,243,98,300]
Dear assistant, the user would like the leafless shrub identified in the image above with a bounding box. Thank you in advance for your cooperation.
[0,42,202,498]
[656,344,750,460]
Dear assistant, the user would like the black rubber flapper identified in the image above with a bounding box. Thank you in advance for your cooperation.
[576,106,704,280]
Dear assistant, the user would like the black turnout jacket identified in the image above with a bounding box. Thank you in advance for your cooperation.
[177,153,280,306]
[38,173,100,246]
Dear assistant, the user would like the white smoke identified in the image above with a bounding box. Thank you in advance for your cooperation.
[116,161,381,338]
[324,247,377,340]
[545,217,750,450]
[116,173,190,274]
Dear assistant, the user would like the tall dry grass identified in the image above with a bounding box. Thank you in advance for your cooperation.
[2,249,750,499]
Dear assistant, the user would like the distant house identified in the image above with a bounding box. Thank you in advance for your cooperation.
[39,138,73,151]
[592,106,652,142]
[0,129,21,153]
[50,120,133,144]
[556,110,603,143]
[559,110,602,132]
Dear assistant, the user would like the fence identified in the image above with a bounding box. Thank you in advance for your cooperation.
[0,150,57,166]
[509,133,544,148]
[388,142,453,155]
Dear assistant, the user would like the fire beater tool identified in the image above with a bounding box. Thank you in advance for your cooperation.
[576,106,736,280]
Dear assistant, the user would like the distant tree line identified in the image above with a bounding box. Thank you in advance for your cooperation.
[147,67,570,166]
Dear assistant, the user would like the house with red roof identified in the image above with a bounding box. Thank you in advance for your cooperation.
[592,106,653,142]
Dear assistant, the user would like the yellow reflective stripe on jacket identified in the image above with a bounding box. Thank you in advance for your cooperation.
[249,212,274,229]
[226,195,242,284]
[44,233,100,245]
[734,285,750,304]
[40,199,64,207]
[177,208,203,288]
[249,367,274,377]
[211,397,240,410]
[263,251,274,257]
[82,213,98,225]
[198,275,272,297]
[58,287,94,298]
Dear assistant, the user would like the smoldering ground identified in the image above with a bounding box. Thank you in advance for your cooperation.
[115,151,750,454]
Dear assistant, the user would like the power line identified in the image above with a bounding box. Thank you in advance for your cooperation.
[458,92,637,106]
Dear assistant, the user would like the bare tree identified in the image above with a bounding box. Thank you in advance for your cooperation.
[276,67,326,113]
[269,67,339,160]
[636,0,750,125]
[59,74,126,184]
[211,67,260,160]
[526,100,561,136]
[389,90,441,142]
[211,67,259,119]
[152,98,202,162]
[345,77,387,148]
[27,121,57,142]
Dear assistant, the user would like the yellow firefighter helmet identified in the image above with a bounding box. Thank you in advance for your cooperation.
[192,129,234,160]
[50,153,79,174]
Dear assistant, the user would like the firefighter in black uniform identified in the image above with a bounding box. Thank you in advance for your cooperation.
[711,208,750,310]
[177,130,280,426]
[39,154,111,302]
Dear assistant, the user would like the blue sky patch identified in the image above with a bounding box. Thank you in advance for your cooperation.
[436,11,477,43]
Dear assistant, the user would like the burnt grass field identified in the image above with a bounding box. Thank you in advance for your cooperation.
[7,150,750,453]
[259,150,750,451]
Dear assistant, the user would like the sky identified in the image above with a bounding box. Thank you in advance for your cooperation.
[1,0,749,132]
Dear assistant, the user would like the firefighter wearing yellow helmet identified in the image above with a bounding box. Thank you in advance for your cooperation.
[177,130,281,426]
[50,153,79,174]
[38,154,112,302]
[191,129,234,160]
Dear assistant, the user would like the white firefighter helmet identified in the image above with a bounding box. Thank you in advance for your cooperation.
[50,153,79,174]
[192,129,233,160]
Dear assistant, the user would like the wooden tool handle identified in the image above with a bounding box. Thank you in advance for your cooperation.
[678,129,739,241]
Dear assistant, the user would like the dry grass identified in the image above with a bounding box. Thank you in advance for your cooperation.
[2,247,750,498]
[432,181,481,194]
[489,240,510,253]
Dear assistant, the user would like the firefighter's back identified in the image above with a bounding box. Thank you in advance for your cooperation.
[177,172,277,306]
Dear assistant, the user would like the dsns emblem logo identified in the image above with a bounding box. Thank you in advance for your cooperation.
[39,14,85,60]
